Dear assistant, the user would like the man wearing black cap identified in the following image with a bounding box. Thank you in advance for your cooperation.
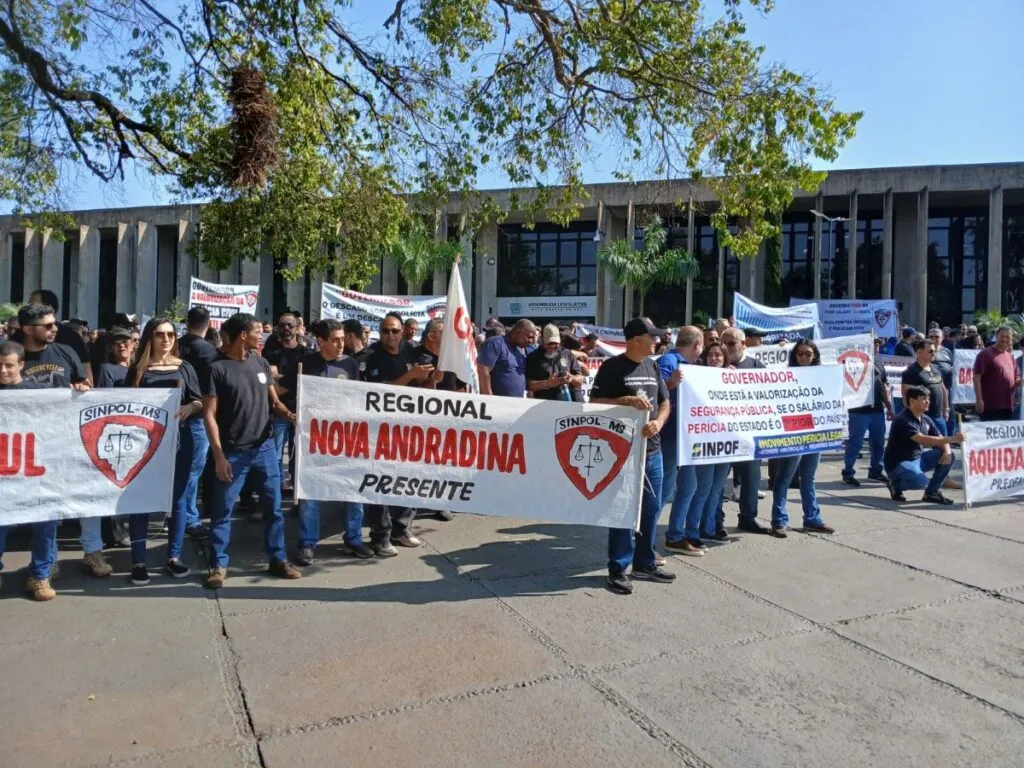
[894,327,916,357]
[743,328,765,348]
[590,317,675,595]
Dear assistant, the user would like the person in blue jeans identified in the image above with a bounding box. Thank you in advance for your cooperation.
[177,306,219,536]
[688,341,734,544]
[769,339,835,536]
[203,313,303,589]
[884,385,963,505]
[842,356,894,487]
[658,327,705,555]
[591,317,676,595]
[287,319,375,564]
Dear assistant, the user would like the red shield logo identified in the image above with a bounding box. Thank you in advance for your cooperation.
[245,292,258,308]
[79,403,170,489]
[838,348,870,393]
[554,415,635,500]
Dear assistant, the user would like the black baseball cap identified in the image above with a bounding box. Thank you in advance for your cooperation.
[623,317,660,340]
[108,326,133,341]
[743,327,765,338]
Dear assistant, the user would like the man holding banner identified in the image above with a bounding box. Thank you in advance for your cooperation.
[883,385,963,505]
[591,318,676,595]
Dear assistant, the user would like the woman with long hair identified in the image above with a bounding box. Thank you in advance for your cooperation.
[125,317,204,585]
[97,327,138,548]
[689,341,734,544]
[769,338,835,538]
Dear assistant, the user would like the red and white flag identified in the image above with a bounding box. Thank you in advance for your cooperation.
[438,261,480,392]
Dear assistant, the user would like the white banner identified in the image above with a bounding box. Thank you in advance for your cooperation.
[744,334,874,409]
[580,356,606,402]
[438,262,480,392]
[295,376,646,528]
[321,283,446,327]
[0,388,179,525]
[189,277,259,330]
[732,293,821,342]
[497,296,597,317]
[951,349,1023,404]
[963,421,1024,504]
[790,298,898,338]
[676,365,846,465]
[878,354,910,404]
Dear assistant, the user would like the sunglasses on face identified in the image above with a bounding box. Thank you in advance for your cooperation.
[380,328,402,335]
[27,322,57,330]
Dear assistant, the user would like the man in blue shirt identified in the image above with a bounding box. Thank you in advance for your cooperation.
[656,326,705,554]
[477,319,535,397]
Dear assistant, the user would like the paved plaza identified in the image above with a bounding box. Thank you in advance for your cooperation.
[1,455,1023,768]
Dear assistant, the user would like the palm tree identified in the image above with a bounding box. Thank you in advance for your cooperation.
[597,214,699,315]
[389,217,461,290]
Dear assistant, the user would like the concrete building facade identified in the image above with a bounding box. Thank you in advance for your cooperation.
[2,161,1023,331]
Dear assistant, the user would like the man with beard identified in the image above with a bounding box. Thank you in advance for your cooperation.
[263,312,306,491]
[361,312,435,555]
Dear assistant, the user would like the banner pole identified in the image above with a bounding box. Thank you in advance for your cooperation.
[294,363,303,502]
[956,412,970,509]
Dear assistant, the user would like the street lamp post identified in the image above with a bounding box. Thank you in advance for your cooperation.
[810,209,849,299]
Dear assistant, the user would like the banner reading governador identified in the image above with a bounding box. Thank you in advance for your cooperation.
[0,388,179,525]
[320,283,445,327]
[963,421,1024,505]
[295,376,647,528]
[676,365,846,465]
[189,277,259,329]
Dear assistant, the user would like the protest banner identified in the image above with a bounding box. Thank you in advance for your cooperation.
[575,324,626,343]
[579,356,605,403]
[321,283,445,327]
[790,298,898,338]
[676,365,846,465]
[744,334,873,409]
[438,262,480,392]
[189,277,259,329]
[295,376,647,528]
[962,421,1024,505]
[0,388,179,526]
[950,348,1023,404]
[732,293,821,342]
[878,354,910,404]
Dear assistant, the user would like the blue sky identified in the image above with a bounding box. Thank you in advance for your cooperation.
[65,0,1024,210]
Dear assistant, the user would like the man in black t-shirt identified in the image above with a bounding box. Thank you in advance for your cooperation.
[343,319,372,378]
[203,313,302,589]
[842,357,894,486]
[526,324,585,402]
[9,289,93,382]
[264,313,306,492]
[0,340,59,601]
[591,317,675,595]
[901,338,950,435]
[893,327,916,357]
[361,312,435,556]
[883,385,963,505]
[177,306,219,537]
[721,327,769,534]
[289,319,372,564]
[414,318,465,393]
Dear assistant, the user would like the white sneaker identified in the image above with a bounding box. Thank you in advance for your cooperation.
[374,543,399,558]
[391,535,422,548]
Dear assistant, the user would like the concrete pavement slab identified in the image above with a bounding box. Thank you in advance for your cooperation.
[834,595,1024,717]
[259,677,685,768]
[947,509,1024,543]
[223,585,565,733]
[80,741,260,768]
[837,524,1024,591]
[600,629,1024,768]
[488,565,811,669]
[0,617,238,768]
[689,534,969,623]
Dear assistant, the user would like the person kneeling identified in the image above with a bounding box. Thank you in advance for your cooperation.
[883,385,963,506]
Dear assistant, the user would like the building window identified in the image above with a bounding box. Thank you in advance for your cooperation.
[855,217,886,300]
[497,222,597,298]
[927,211,988,325]
[780,218,813,302]
[1003,209,1024,314]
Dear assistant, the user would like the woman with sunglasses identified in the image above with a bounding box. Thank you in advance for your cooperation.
[689,341,734,544]
[125,317,204,585]
[768,339,835,537]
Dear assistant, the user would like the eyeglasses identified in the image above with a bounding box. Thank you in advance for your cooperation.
[26,322,57,330]
[380,328,402,335]
[278,323,296,329]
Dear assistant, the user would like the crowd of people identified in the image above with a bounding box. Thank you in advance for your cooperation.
[0,286,1021,601]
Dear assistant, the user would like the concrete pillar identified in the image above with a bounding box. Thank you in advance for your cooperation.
[685,200,695,323]
[915,187,929,329]
[988,185,1003,313]
[176,219,195,306]
[0,229,10,302]
[432,211,448,296]
[23,227,40,298]
[381,255,399,295]
[847,190,859,299]
[624,200,635,318]
[813,191,824,299]
[893,193,916,325]
[40,229,63,296]
[475,222,498,321]
[716,242,726,318]
[459,229,474,317]
[882,188,894,300]
[115,223,135,314]
[77,224,100,328]
[605,210,626,327]
[135,220,158,318]
[258,249,275,322]
[285,259,304,311]
[309,271,324,321]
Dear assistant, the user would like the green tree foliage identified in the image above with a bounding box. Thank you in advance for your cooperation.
[763,213,783,305]
[598,214,698,315]
[389,216,460,289]
[0,0,860,284]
